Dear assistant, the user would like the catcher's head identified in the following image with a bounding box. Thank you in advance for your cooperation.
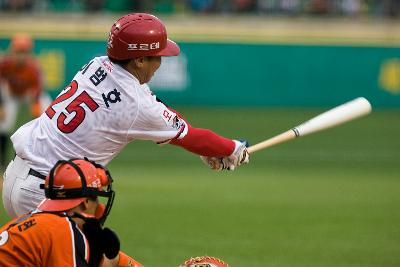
[107,12,180,60]
[38,159,115,224]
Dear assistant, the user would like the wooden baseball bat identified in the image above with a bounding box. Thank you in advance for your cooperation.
[247,97,372,154]
[207,97,371,170]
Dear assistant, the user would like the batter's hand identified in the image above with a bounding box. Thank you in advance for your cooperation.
[201,140,250,171]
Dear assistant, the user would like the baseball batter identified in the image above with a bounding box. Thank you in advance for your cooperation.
[0,158,142,267]
[2,13,250,218]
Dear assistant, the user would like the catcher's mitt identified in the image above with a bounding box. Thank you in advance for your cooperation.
[179,256,229,267]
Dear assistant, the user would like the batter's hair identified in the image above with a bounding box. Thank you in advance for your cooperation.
[108,56,159,67]
[108,57,131,67]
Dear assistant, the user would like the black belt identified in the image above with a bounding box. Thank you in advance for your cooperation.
[28,169,46,180]
[14,154,47,180]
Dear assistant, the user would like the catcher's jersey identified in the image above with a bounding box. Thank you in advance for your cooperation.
[11,56,188,174]
[0,212,90,267]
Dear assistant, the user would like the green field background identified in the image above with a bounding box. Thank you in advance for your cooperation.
[1,107,399,266]
[1,16,399,266]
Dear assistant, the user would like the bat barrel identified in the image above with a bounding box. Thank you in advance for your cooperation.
[247,97,372,154]
[294,97,372,137]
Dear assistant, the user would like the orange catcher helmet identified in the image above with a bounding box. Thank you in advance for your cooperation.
[38,159,115,224]
[107,13,180,60]
[10,33,33,52]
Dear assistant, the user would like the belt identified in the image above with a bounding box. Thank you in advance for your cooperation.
[28,169,46,180]
[13,154,47,180]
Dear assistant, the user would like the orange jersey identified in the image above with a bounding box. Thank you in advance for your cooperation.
[0,55,42,100]
[0,211,90,267]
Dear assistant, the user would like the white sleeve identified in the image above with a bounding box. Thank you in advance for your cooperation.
[126,87,188,144]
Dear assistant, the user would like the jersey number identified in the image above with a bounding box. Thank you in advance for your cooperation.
[45,80,99,133]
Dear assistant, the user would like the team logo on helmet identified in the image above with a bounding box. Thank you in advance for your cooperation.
[127,42,160,51]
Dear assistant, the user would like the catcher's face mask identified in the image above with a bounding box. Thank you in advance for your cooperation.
[38,158,115,225]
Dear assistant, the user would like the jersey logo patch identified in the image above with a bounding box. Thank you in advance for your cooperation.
[102,88,122,108]
[90,67,107,86]
[17,219,36,232]
[172,115,184,130]
[162,110,184,130]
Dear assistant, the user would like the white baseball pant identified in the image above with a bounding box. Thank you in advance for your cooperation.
[2,155,46,218]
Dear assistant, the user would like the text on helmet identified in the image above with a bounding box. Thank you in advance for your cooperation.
[88,178,102,189]
[128,42,160,51]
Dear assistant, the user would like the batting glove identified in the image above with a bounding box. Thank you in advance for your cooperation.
[201,140,250,171]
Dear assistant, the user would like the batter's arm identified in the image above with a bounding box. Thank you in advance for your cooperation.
[170,122,235,157]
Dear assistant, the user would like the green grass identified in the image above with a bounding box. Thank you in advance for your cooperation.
[1,107,400,266]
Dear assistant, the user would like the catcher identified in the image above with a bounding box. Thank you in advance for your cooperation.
[0,158,143,267]
[3,12,250,219]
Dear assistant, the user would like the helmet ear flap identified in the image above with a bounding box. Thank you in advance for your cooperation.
[97,168,110,186]
[83,157,112,187]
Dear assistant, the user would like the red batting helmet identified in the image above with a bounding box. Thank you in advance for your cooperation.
[107,13,180,60]
[38,159,115,224]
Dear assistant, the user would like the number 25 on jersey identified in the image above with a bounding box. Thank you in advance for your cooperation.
[45,80,99,133]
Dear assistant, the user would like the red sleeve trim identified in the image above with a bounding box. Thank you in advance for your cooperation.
[171,123,235,157]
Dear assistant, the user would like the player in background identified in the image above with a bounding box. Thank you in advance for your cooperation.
[0,158,143,267]
[2,13,250,218]
[0,33,51,169]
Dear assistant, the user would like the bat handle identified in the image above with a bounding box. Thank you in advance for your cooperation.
[247,129,297,154]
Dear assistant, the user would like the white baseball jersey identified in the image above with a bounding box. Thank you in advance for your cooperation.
[11,56,188,174]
